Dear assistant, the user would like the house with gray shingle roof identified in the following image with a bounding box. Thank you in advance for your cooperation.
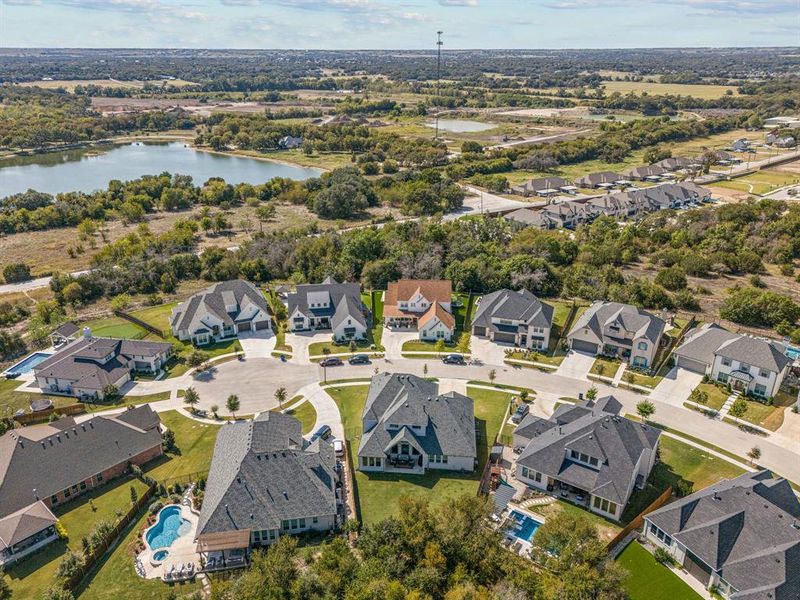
[644,470,800,599]
[33,332,172,400]
[511,177,574,197]
[504,208,557,230]
[674,323,791,399]
[575,171,625,189]
[0,406,163,565]
[513,396,659,521]
[567,301,666,368]
[196,412,339,569]
[471,289,554,350]
[171,280,272,346]
[287,276,368,342]
[357,373,476,474]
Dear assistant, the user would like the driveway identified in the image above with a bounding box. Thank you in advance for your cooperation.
[650,367,703,406]
[554,350,596,380]
[381,328,420,360]
[285,330,331,364]
[470,337,509,366]
[294,382,346,441]
[237,330,276,359]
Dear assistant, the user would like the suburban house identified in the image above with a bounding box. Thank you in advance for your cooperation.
[512,177,575,197]
[504,208,556,230]
[730,138,751,152]
[49,322,79,348]
[766,133,797,148]
[541,200,592,229]
[33,333,173,400]
[0,406,163,565]
[195,412,339,570]
[624,165,667,181]
[357,373,476,475]
[651,156,695,172]
[278,135,304,149]
[513,396,660,521]
[471,289,553,350]
[567,301,666,368]
[383,279,455,341]
[644,470,800,599]
[674,323,791,399]
[286,277,369,342]
[575,172,625,189]
[170,279,272,346]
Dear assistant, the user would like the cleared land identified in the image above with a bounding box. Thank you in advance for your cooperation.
[601,80,739,99]
[19,79,196,92]
[711,168,800,196]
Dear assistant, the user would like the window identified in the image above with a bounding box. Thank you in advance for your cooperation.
[649,523,673,547]
[312,517,318,524]
[637,342,647,351]
[291,519,298,529]
[50,495,58,505]
[299,518,306,528]
[754,384,767,397]
[740,362,751,372]
[592,496,618,515]
[759,369,769,378]
[362,456,382,468]
[79,481,87,490]
[589,457,599,467]
[64,489,71,498]
[282,520,290,531]
[717,372,729,384]
[253,531,261,541]
[96,472,103,482]
[721,357,732,367]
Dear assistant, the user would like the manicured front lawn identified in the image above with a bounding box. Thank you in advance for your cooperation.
[4,476,150,599]
[82,316,147,340]
[590,356,620,377]
[309,337,378,356]
[623,369,662,389]
[653,436,745,494]
[145,410,220,484]
[326,383,507,524]
[690,382,729,410]
[276,400,317,434]
[617,541,703,600]
[506,349,565,366]
[401,339,458,352]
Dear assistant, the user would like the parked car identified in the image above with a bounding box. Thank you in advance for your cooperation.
[511,404,530,424]
[309,424,332,443]
[442,353,466,365]
[319,357,343,367]
[333,439,345,457]
[348,354,370,365]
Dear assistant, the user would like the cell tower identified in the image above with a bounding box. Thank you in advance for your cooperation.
[435,30,443,140]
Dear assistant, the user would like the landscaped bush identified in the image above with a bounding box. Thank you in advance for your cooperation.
[56,550,84,579]
[148,501,164,515]
[56,520,69,541]
[654,547,676,567]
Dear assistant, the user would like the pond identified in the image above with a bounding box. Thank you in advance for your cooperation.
[424,119,497,133]
[0,142,323,198]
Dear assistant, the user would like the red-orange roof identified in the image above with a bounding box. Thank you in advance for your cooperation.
[384,279,452,311]
[418,301,456,330]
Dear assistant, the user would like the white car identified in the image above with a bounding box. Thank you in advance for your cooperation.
[333,438,345,457]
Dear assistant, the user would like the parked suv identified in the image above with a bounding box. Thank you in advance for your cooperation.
[511,404,530,424]
[309,424,332,443]
[348,354,370,365]
[442,353,466,365]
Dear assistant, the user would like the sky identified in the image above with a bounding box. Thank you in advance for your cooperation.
[0,0,798,49]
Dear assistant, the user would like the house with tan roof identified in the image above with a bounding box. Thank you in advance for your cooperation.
[384,279,456,342]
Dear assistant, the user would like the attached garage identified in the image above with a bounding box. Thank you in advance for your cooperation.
[472,326,487,337]
[684,552,712,587]
[570,339,599,354]
[254,320,271,331]
[675,355,708,374]
[237,322,252,332]
[494,332,517,344]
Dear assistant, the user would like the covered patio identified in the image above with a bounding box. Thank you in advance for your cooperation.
[196,530,251,572]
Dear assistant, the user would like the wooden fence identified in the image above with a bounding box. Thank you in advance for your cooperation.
[15,403,86,426]
[157,470,208,490]
[63,482,157,592]
[114,309,167,339]
[605,486,673,553]
[653,314,697,376]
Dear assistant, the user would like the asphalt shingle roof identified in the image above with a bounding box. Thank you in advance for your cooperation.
[0,501,57,550]
[675,323,791,373]
[568,301,665,346]
[472,289,554,333]
[287,277,367,330]
[171,279,272,335]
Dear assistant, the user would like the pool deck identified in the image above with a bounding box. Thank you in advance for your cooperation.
[137,504,200,581]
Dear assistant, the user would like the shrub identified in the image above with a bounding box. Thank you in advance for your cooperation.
[56,551,84,580]
[2,262,31,283]
[675,480,693,497]
[55,520,68,541]
[654,547,675,566]
[149,501,164,515]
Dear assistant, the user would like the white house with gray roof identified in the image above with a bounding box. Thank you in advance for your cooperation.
[287,276,368,342]
[567,301,666,368]
[196,412,340,570]
[674,323,791,399]
[513,396,660,521]
[644,470,800,599]
[471,289,553,350]
[170,280,272,346]
[357,373,476,475]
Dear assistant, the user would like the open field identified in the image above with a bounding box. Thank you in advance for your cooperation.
[601,80,739,99]
[19,78,197,92]
[617,541,702,600]
[711,168,800,196]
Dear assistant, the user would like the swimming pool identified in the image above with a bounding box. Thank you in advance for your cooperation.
[3,352,52,377]
[145,506,192,551]
[786,346,800,361]
[509,510,543,543]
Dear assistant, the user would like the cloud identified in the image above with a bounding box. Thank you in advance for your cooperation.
[439,0,479,6]
[543,0,798,12]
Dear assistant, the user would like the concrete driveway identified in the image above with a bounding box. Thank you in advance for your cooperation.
[650,367,703,406]
[285,330,331,364]
[381,328,420,359]
[470,337,509,366]
[555,350,596,380]
[237,330,276,359]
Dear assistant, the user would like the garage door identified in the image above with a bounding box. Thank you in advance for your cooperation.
[254,320,270,331]
[676,356,707,374]
[494,332,517,344]
[473,326,487,337]
[571,339,598,354]
[684,552,712,586]
[237,322,252,332]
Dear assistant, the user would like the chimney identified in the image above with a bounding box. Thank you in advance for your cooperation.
[83,327,92,340]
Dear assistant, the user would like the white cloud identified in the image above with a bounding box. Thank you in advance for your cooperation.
[439,0,479,6]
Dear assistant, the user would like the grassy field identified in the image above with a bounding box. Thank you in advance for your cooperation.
[276,400,317,434]
[144,410,220,483]
[0,377,76,417]
[617,541,702,600]
[3,476,151,599]
[623,369,662,389]
[655,436,745,493]
[601,80,738,99]
[530,499,621,543]
[326,383,507,524]
[738,393,794,432]
[128,302,178,334]
[711,168,800,196]
[83,390,171,413]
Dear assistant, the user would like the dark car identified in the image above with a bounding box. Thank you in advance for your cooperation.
[348,354,370,365]
[319,357,343,367]
[511,404,530,424]
[442,353,466,365]
[309,424,332,443]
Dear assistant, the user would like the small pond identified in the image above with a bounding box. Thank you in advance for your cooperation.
[424,119,497,133]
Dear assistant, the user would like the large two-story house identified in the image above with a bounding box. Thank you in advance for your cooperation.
[287,277,369,342]
[383,279,455,342]
[471,289,553,350]
[674,324,791,399]
[644,470,800,599]
[567,301,665,368]
[196,412,340,570]
[513,396,660,521]
[33,332,173,400]
[170,280,272,346]
[357,373,476,475]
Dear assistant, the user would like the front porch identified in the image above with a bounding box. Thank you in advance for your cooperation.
[385,315,419,330]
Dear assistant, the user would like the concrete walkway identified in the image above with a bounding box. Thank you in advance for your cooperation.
[611,363,626,387]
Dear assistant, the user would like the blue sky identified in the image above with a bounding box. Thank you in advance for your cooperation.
[0,0,798,48]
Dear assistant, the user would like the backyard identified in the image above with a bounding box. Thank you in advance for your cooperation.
[616,540,702,600]
[326,383,507,524]
[144,410,220,484]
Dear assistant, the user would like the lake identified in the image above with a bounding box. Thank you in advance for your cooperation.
[424,119,497,133]
[0,142,323,198]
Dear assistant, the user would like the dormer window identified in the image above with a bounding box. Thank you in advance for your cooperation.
[569,449,599,468]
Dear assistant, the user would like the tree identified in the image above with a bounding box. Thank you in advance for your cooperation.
[586,386,598,401]
[130,485,138,505]
[729,397,748,421]
[182,387,200,413]
[254,204,276,232]
[519,390,529,404]
[227,394,240,419]
[186,350,209,369]
[747,446,761,465]
[41,586,75,600]
[488,369,496,384]
[109,293,132,312]
[689,387,708,406]
[435,339,446,356]
[56,550,84,579]
[2,262,31,283]
[210,404,219,419]
[596,363,606,376]
[636,399,656,422]
[101,384,119,402]
[456,333,470,355]
[274,387,287,409]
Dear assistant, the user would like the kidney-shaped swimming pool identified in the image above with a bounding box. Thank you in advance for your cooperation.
[145,505,192,551]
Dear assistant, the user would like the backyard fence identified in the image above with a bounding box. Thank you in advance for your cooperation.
[15,403,86,426]
[63,481,157,593]
[114,309,167,339]
[343,439,360,534]
[652,314,697,376]
[553,300,579,353]
[605,486,672,554]
[157,470,208,490]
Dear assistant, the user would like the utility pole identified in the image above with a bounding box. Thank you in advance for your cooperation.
[435,30,443,140]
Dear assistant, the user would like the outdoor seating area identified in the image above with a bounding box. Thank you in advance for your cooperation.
[162,561,196,582]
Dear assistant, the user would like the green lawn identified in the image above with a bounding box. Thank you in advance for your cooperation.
[505,349,564,367]
[309,337,379,356]
[624,369,662,389]
[0,378,76,418]
[83,391,171,413]
[4,476,150,599]
[531,500,622,543]
[128,302,178,334]
[362,290,385,349]
[144,410,220,484]
[326,383,507,525]
[590,356,620,377]
[401,339,459,352]
[654,436,746,494]
[690,382,729,410]
[738,394,792,432]
[617,541,703,600]
[276,400,317,434]
[82,317,147,340]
